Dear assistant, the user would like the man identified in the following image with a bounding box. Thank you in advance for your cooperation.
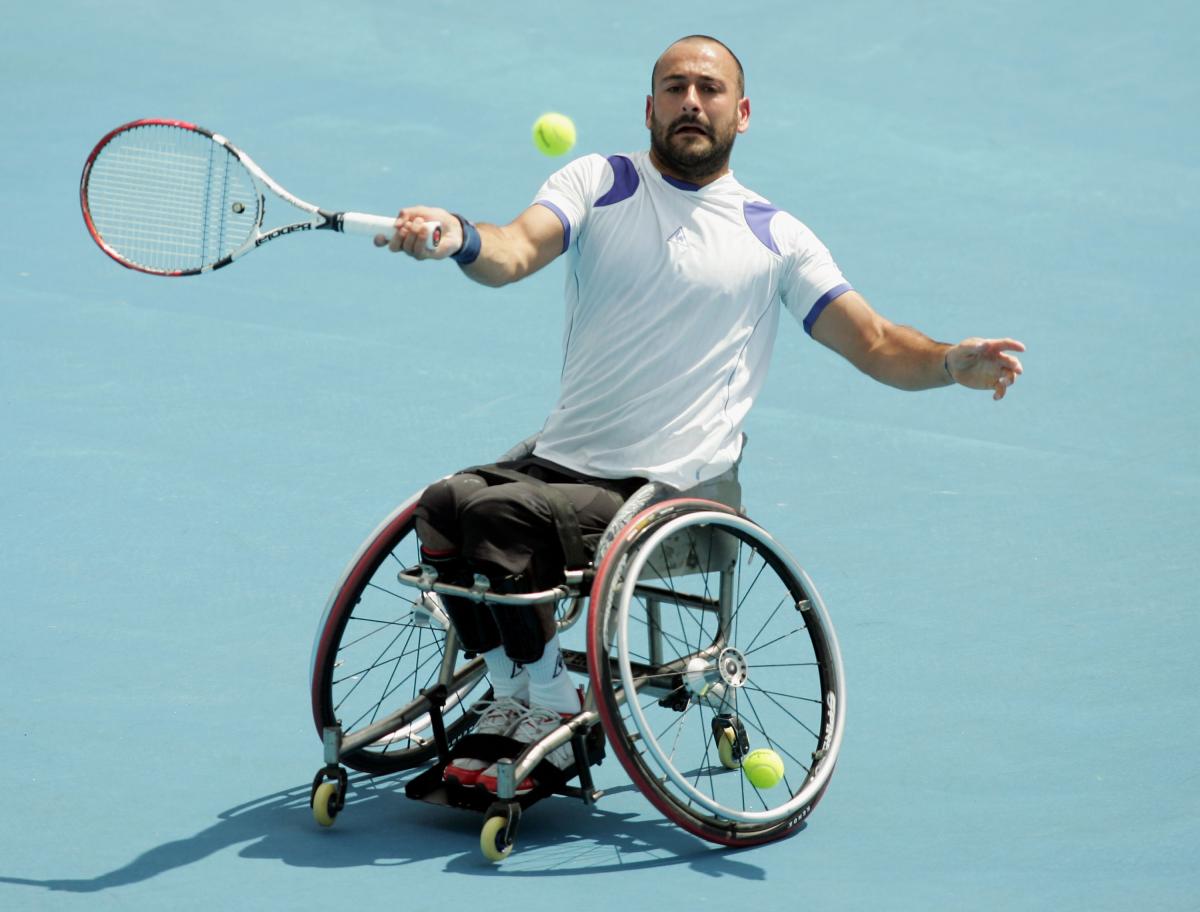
[375,35,1025,794]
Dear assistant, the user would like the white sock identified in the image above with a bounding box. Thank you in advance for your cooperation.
[523,634,581,714]
[480,646,528,701]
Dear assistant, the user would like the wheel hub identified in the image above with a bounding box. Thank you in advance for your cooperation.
[685,647,749,699]
[716,646,748,687]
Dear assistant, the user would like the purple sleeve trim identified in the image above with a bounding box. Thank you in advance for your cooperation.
[802,283,853,336]
[595,155,639,207]
[534,199,571,254]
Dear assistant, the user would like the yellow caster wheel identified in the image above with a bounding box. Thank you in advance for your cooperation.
[312,781,341,827]
[717,727,740,770]
[480,807,519,862]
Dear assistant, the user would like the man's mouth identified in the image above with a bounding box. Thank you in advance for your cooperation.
[673,123,709,137]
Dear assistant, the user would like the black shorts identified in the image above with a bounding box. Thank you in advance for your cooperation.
[414,456,645,591]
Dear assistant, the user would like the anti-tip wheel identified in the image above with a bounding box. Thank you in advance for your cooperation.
[480,814,515,862]
[312,781,340,827]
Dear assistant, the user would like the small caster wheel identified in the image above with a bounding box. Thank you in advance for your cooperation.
[480,803,520,862]
[714,714,749,770]
[312,780,341,827]
[717,727,740,770]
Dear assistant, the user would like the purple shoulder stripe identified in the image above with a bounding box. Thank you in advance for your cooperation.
[534,199,571,253]
[743,200,781,255]
[803,283,853,336]
[595,155,639,207]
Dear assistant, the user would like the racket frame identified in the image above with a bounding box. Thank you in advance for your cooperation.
[80,118,435,276]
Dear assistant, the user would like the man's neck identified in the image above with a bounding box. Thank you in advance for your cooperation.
[647,148,730,188]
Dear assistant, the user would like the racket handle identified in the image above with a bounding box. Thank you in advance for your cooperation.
[341,212,441,250]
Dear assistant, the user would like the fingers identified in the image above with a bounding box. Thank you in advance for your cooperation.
[378,207,446,259]
[990,342,1024,398]
[387,211,425,254]
[992,365,1019,400]
[996,352,1024,376]
[954,337,1025,400]
[981,337,1026,354]
[994,373,1009,400]
[984,340,1025,372]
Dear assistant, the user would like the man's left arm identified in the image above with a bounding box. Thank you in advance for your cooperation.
[809,290,1026,400]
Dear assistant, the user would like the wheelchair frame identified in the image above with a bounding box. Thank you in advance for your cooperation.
[308,451,846,861]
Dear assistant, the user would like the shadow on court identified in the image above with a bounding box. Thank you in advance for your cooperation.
[0,773,773,892]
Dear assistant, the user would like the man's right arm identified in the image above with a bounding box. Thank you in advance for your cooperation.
[373,203,566,287]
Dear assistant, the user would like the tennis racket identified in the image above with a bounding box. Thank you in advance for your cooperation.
[80,118,440,277]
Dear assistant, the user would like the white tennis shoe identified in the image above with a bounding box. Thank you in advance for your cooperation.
[476,701,580,795]
[443,696,529,787]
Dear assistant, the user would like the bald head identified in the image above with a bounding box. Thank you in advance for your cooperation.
[652,35,745,98]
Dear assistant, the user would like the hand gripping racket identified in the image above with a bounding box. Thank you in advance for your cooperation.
[80,118,440,276]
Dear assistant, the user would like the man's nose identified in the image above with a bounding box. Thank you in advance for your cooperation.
[682,85,702,111]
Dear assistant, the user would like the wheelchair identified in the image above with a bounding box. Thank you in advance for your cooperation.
[307,438,846,861]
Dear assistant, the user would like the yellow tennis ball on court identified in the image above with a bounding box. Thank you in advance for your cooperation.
[532,112,576,156]
[743,748,785,789]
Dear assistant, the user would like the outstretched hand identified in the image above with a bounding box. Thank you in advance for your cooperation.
[946,338,1026,400]
[373,206,462,260]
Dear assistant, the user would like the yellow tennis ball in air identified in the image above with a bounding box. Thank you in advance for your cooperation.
[743,748,785,789]
[532,112,576,156]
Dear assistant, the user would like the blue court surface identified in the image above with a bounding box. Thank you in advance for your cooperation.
[2,1,1197,909]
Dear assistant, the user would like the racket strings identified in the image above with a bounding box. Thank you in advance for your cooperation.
[84,125,259,273]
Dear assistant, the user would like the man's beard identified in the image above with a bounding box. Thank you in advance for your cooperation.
[649,111,737,183]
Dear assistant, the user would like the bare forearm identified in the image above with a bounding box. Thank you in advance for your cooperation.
[375,203,564,288]
[860,324,1028,399]
[855,323,953,391]
[458,222,536,288]
[810,290,1025,399]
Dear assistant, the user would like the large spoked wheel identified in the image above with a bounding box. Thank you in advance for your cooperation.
[588,499,846,847]
[310,492,489,774]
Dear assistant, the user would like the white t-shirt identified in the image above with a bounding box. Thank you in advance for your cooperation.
[530,150,851,489]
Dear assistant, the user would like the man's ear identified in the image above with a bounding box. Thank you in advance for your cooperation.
[737,96,751,134]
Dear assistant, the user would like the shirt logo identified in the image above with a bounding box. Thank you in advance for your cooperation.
[666,226,688,247]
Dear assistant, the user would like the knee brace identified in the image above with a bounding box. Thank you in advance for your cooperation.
[442,599,503,655]
[482,572,548,664]
[491,605,548,665]
[419,548,501,655]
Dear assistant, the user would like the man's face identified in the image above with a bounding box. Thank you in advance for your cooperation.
[646,40,750,181]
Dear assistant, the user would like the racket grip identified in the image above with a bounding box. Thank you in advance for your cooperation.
[341,212,441,250]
